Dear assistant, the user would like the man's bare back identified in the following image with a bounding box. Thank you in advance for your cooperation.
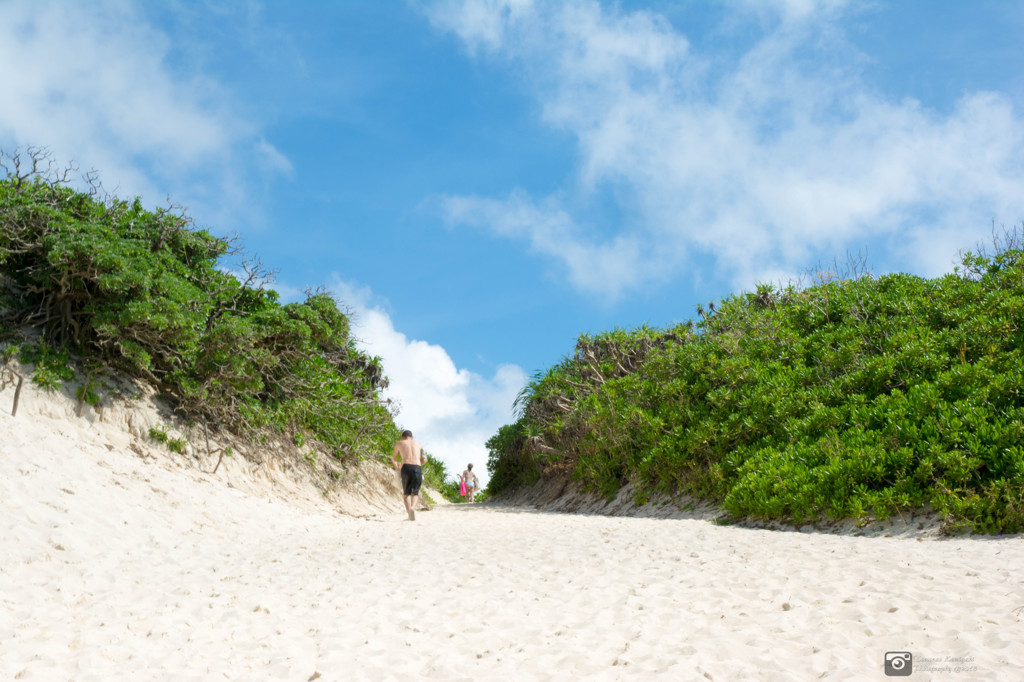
[392,437,425,467]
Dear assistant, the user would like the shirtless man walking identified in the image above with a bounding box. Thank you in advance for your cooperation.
[391,430,428,521]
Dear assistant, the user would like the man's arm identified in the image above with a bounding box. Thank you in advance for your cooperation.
[391,443,401,469]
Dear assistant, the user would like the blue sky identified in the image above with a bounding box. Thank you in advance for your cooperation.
[2,1,1023,482]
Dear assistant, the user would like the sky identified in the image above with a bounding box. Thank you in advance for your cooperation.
[2,0,1023,484]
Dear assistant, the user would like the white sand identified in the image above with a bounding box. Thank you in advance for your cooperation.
[3,381,1024,680]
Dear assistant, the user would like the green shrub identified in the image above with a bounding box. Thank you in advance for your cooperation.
[19,342,75,391]
[0,148,397,461]
[490,237,1024,534]
[422,452,460,501]
[1,344,17,363]
[76,383,100,407]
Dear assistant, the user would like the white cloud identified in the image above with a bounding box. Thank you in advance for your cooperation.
[330,277,526,485]
[440,191,657,297]
[0,0,289,227]
[429,1,1024,296]
[255,138,295,177]
[427,0,536,54]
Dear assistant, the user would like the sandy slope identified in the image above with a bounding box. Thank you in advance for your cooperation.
[2,379,1024,680]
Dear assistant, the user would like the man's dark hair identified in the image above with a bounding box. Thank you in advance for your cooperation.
[401,430,413,439]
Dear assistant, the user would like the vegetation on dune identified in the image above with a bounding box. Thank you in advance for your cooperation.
[0,148,398,463]
[488,236,1024,534]
[422,454,458,501]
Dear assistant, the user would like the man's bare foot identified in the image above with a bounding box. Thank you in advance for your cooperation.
[408,509,416,521]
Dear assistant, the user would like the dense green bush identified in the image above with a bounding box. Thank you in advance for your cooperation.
[489,236,1024,534]
[0,149,396,462]
[422,452,456,500]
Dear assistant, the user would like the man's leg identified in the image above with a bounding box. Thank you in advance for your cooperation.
[405,494,416,520]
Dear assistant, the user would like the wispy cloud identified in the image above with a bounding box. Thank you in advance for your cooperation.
[429,0,1024,297]
[0,0,289,228]
[440,190,657,296]
[330,277,525,484]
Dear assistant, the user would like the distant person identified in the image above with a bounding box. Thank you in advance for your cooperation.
[391,430,427,521]
[461,464,480,503]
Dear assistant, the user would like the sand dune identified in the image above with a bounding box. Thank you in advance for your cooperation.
[2,383,1023,680]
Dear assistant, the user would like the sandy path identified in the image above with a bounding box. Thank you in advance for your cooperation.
[3,416,1024,681]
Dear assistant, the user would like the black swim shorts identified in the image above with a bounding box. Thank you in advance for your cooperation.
[401,464,423,496]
